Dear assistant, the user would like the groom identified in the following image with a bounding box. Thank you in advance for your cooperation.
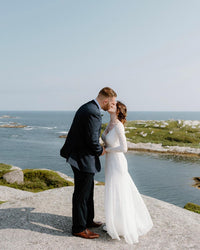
[60,87,117,239]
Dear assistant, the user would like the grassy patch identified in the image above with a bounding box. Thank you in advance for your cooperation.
[0,201,6,205]
[0,163,12,171]
[184,202,200,214]
[96,181,105,185]
[0,164,13,180]
[123,120,200,148]
[101,123,107,136]
[0,169,74,192]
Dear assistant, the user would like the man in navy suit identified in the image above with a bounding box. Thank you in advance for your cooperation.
[60,87,117,239]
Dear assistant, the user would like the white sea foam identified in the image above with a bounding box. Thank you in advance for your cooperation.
[40,126,56,130]
[21,126,57,130]
[32,126,57,130]
[23,127,33,131]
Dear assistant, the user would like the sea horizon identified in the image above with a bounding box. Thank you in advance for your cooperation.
[1,110,200,122]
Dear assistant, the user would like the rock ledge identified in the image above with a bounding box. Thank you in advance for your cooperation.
[0,186,200,250]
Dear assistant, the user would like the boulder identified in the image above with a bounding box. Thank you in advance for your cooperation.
[3,170,24,184]
[193,177,200,189]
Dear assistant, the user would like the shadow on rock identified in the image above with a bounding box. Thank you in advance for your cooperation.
[0,207,72,236]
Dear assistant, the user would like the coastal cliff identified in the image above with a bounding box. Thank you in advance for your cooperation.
[1,163,200,249]
[0,185,200,249]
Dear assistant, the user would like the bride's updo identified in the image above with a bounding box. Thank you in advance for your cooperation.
[116,101,127,125]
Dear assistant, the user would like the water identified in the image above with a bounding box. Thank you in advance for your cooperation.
[0,111,200,208]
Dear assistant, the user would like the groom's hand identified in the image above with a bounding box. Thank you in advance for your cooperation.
[101,147,106,156]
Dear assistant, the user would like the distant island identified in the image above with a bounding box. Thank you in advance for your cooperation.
[0,115,16,119]
[0,123,27,128]
[0,115,26,128]
[60,119,200,157]
[123,119,200,157]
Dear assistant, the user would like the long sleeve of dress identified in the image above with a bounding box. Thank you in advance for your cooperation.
[106,122,128,153]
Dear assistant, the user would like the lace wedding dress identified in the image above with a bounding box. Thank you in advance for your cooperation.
[102,121,153,244]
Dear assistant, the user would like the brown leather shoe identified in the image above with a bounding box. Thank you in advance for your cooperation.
[86,221,103,228]
[72,229,99,239]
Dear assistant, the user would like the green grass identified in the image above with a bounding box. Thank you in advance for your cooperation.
[0,201,6,205]
[95,181,105,185]
[0,169,74,192]
[0,163,12,171]
[184,202,200,214]
[0,163,13,179]
[100,123,107,136]
[101,120,200,150]
[116,120,200,148]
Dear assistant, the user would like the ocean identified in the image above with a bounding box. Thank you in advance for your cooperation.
[0,110,200,208]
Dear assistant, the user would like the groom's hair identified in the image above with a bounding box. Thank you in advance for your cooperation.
[98,87,117,98]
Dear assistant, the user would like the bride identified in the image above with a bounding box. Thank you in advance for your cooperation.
[102,101,153,244]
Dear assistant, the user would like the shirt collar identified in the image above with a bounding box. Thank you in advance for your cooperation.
[93,99,102,110]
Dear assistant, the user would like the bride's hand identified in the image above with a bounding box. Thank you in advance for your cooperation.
[105,147,111,153]
[101,147,106,156]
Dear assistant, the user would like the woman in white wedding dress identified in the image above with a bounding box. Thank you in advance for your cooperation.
[102,101,153,245]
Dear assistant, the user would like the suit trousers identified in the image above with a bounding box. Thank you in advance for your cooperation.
[71,166,95,233]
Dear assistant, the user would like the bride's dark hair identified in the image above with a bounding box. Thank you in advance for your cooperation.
[116,101,127,125]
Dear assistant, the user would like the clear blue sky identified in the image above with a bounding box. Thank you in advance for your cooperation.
[1,0,200,111]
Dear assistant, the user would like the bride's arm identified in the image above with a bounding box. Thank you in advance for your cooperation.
[105,122,128,153]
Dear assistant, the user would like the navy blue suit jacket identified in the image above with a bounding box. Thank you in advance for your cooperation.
[60,100,103,173]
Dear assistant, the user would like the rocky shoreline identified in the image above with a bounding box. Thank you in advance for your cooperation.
[192,177,200,189]
[58,137,200,157]
[0,164,102,192]
[0,123,27,128]
[127,141,200,157]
